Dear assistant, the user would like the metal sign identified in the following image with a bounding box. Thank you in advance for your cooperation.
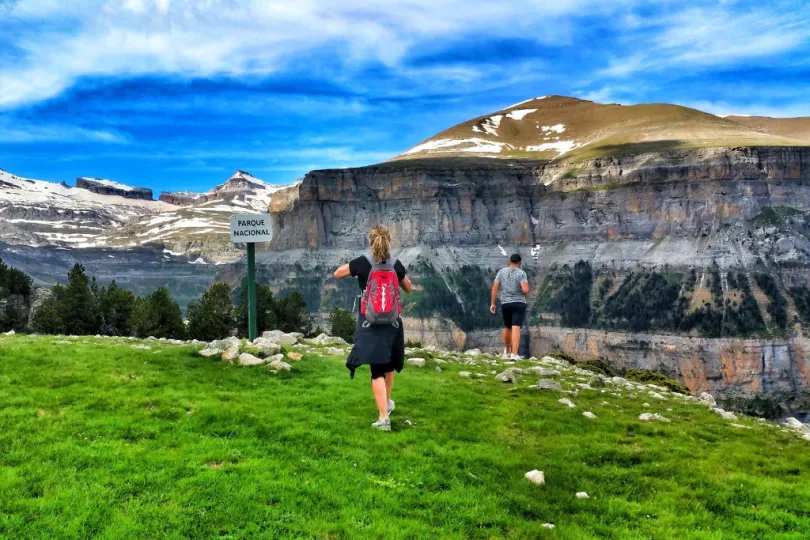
[229,213,272,340]
[230,214,273,244]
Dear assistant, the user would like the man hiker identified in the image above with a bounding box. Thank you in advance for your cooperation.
[490,253,529,359]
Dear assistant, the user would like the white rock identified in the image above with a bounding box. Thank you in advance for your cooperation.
[542,523,555,529]
[464,349,482,356]
[803,433,810,441]
[199,348,223,358]
[638,412,670,422]
[250,338,282,356]
[559,398,576,408]
[434,366,442,372]
[221,346,240,362]
[4,330,15,336]
[698,392,716,406]
[495,369,518,383]
[210,336,241,350]
[326,347,345,356]
[237,353,266,366]
[730,423,751,429]
[261,330,298,346]
[268,359,292,372]
[536,379,563,391]
[458,371,471,378]
[308,333,347,346]
[576,492,589,499]
[784,417,810,432]
[649,392,667,400]
[583,411,597,419]
[130,344,151,350]
[711,407,738,421]
[524,470,545,485]
[407,358,425,367]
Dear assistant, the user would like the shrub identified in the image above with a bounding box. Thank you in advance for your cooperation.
[625,369,689,395]
[236,284,278,338]
[405,339,423,348]
[579,358,614,377]
[187,282,235,340]
[276,291,313,336]
[30,297,63,334]
[328,307,355,344]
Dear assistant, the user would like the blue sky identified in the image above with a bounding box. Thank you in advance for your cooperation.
[1,0,810,193]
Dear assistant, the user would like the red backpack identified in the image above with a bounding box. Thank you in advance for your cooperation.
[361,256,402,325]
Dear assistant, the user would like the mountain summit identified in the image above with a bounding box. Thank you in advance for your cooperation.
[395,95,810,162]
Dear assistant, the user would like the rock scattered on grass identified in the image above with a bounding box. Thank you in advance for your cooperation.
[237,353,265,366]
[698,392,716,406]
[543,523,555,529]
[199,348,223,358]
[576,492,589,499]
[268,359,291,372]
[495,369,518,383]
[308,333,347,346]
[464,349,481,356]
[131,344,151,350]
[524,470,545,485]
[536,379,563,391]
[784,417,810,432]
[711,408,738,421]
[326,347,345,356]
[407,358,425,367]
[221,346,240,362]
[559,398,576,408]
[261,330,298,346]
[458,371,471,378]
[435,366,442,372]
[639,412,670,422]
[583,411,597,419]
[650,392,667,400]
[287,352,303,361]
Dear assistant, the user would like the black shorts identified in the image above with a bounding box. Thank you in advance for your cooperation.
[370,362,395,380]
[502,302,527,328]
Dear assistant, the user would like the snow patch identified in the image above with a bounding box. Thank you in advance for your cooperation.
[526,140,580,155]
[505,96,548,109]
[403,138,504,155]
[481,114,503,136]
[80,178,135,191]
[541,124,566,134]
[506,109,536,121]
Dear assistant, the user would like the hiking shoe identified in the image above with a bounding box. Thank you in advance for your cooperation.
[371,417,391,431]
[387,400,395,414]
[510,354,522,361]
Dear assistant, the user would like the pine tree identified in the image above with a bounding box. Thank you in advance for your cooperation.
[236,284,278,337]
[31,296,63,334]
[131,287,186,339]
[276,290,313,336]
[328,306,355,343]
[58,264,101,335]
[100,280,136,336]
[187,282,235,340]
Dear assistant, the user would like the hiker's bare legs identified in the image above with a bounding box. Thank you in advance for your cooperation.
[385,371,394,402]
[511,326,521,357]
[503,328,512,354]
[371,377,389,419]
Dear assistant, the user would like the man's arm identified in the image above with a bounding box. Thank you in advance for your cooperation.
[490,282,500,314]
[521,281,529,295]
[333,263,350,279]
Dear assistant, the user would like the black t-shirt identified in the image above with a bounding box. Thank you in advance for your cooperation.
[349,256,407,291]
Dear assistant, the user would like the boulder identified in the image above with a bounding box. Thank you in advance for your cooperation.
[698,392,716,406]
[532,367,561,377]
[250,338,282,356]
[464,349,481,356]
[582,411,597,419]
[711,407,738,421]
[210,336,241,351]
[649,392,667,400]
[4,329,15,336]
[495,369,518,383]
[558,398,576,408]
[784,417,810,432]
[237,353,266,366]
[199,348,223,358]
[287,352,303,361]
[576,492,589,499]
[326,347,345,356]
[221,346,240,362]
[536,379,563,391]
[261,330,298,346]
[434,366,442,372]
[131,344,151,350]
[524,470,545,485]
[588,375,604,388]
[308,333,347,346]
[458,371,471,378]
[268,359,292,372]
[638,412,670,422]
[407,358,425,367]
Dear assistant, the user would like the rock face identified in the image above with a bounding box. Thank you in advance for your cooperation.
[76,178,153,200]
[269,148,810,252]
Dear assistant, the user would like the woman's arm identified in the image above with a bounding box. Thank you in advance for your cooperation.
[400,275,414,293]
[333,264,350,279]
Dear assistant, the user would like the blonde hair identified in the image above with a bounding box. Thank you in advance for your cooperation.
[369,225,392,262]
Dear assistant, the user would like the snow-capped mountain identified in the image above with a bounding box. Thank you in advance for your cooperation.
[91,170,293,262]
[0,168,290,263]
[0,168,172,247]
[395,95,810,162]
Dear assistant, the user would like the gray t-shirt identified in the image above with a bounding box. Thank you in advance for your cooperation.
[495,267,528,305]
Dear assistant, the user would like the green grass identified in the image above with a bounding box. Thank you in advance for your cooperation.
[2,335,810,538]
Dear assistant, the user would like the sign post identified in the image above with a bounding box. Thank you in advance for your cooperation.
[230,214,273,341]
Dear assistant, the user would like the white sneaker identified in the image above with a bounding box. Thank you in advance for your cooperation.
[371,417,391,431]
[510,354,522,361]
[387,400,395,414]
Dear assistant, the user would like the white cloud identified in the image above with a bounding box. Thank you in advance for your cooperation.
[0,0,647,109]
[0,121,130,143]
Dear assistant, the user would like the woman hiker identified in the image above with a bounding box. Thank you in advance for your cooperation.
[333,225,413,431]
